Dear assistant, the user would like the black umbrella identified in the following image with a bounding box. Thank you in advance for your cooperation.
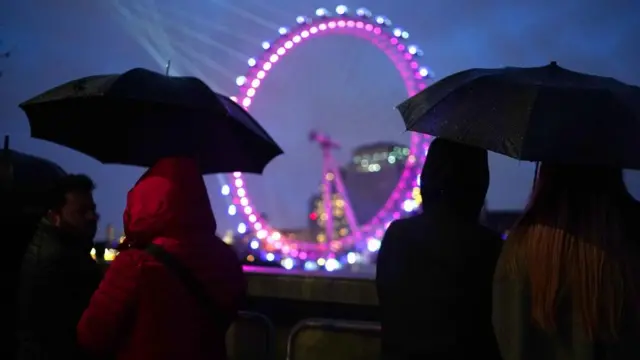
[19,68,283,175]
[1,136,67,210]
[397,62,640,169]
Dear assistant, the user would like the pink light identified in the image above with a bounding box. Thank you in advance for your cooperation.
[234,179,243,187]
[233,172,241,178]
[237,188,246,197]
[244,207,252,215]
[228,13,430,258]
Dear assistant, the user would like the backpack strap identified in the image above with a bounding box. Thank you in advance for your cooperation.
[144,244,233,331]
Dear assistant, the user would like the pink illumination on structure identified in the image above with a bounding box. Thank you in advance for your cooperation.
[224,6,433,270]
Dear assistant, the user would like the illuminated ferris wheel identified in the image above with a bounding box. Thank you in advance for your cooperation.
[221,5,433,271]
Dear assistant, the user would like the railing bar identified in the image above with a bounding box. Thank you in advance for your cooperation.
[231,311,277,360]
[286,318,381,360]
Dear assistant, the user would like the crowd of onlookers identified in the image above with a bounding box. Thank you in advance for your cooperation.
[3,139,640,360]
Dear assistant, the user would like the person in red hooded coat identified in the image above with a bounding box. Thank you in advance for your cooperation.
[77,157,246,360]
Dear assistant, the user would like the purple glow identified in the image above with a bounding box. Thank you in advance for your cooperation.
[224,9,431,262]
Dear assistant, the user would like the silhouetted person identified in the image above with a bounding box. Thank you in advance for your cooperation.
[493,164,640,359]
[15,174,101,360]
[376,138,503,359]
[77,157,245,360]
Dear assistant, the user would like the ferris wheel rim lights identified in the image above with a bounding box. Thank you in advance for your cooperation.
[223,5,433,269]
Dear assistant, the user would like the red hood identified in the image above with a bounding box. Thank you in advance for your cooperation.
[124,157,216,246]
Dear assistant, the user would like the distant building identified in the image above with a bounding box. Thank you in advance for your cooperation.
[344,142,409,224]
[307,185,351,243]
[306,142,412,242]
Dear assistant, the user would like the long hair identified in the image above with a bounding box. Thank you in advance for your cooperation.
[497,163,639,341]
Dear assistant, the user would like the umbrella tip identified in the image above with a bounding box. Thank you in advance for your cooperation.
[3,135,8,151]
[550,61,558,66]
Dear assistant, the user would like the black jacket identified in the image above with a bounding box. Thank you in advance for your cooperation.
[15,220,101,360]
[376,139,503,359]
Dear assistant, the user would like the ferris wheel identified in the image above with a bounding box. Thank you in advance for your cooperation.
[221,5,433,271]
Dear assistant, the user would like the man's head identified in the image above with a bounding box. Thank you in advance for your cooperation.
[46,174,98,242]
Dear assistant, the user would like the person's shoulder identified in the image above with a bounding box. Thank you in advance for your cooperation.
[387,214,423,232]
[24,226,65,262]
[475,224,504,251]
[477,223,502,238]
[113,246,153,266]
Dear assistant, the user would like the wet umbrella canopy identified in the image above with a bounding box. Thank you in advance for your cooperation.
[397,62,640,169]
[19,68,283,175]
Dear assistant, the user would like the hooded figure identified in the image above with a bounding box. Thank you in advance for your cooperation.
[77,157,245,360]
[376,138,503,359]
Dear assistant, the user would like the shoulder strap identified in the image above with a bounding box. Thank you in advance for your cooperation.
[144,243,232,331]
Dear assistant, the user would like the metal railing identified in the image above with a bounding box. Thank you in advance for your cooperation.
[229,311,276,360]
[286,318,381,360]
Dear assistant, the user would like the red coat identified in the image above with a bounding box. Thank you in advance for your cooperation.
[77,157,246,360]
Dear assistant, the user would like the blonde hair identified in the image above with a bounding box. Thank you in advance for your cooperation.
[497,164,637,340]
